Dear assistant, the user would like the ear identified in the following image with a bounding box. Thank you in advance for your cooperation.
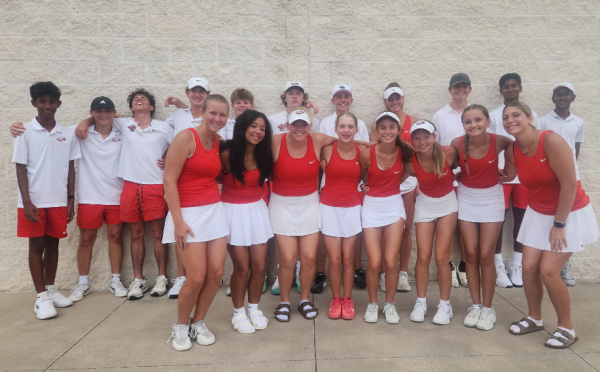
[249,103,254,109]
[31,99,36,107]
[571,95,576,102]
[89,109,93,116]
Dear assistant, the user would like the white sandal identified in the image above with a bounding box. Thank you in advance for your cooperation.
[231,314,256,334]
[249,309,269,330]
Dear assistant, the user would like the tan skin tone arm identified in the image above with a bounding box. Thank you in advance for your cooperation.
[503,143,518,183]
[16,164,40,222]
[67,160,75,223]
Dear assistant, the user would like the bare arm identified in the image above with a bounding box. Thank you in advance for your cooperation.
[404,161,416,178]
[496,134,514,153]
[449,138,461,168]
[220,149,231,174]
[503,143,518,183]
[358,147,370,183]
[17,164,40,222]
[75,117,95,139]
[164,96,189,109]
[443,145,458,167]
[575,142,581,159]
[10,122,25,137]
[67,160,75,223]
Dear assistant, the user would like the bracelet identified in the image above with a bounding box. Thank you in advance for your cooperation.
[553,221,566,228]
[68,195,75,200]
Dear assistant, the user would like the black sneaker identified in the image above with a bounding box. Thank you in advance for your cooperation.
[311,272,326,294]
[354,269,367,289]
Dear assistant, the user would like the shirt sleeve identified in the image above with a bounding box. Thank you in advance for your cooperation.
[532,111,541,130]
[431,113,441,143]
[165,111,176,128]
[12,130,28,165]
[538,117,548,131]
[576,120,584,142]
[112,118,128,131]
[166,123,175,144]
[358,121,370,141]
[70,134,82,160]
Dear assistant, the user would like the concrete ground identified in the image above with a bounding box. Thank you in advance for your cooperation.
[2,280,600,372]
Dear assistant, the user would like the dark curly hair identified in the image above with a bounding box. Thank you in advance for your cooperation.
[127,88,156,118]
[30,81,61,101]
[499,73,521,89]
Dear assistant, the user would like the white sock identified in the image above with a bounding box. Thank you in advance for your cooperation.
[111,274,121,282]
[248,303,267,328]
[79,275,90,285]
[416,297,426,304]
[299,299,317,318]
[37,291,49,299]
[45,285,54,291]
[277,263,280,269]
[399,271,407,275]
[440,299,450,306]
[513,252,523,265]
[380,273,385,279]
[248,303,258,313]
[233,307,246,317]
[276,302,290,321]
[545,327,575,347]
[494,254,504,267]
[473,304,482,309]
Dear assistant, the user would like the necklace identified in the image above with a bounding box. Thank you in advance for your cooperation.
[337,143,356,157]
[469,135,489,156]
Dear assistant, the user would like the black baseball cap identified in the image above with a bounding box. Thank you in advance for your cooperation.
[449,73,471,87]
[90,96,115,110]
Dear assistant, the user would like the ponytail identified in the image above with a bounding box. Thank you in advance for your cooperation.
[432,142,446,178]
[395,136,413,163]
[462,133,470,175]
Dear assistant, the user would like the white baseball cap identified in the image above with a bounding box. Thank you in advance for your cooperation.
[287,109,311,125]
[384,87,404,99]
[285,81,304,92]
[553,82,575,94]
[375,111,400,124]
[410,120,436,135]
[332,84,352,98]
[188,77,209,91]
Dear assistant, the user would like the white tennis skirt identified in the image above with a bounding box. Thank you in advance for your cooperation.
[400,176,418,195]
[319,203,362,238]
[269,191,319,236]
[517,204,598,253]
[457,183,505,223]
[223,200,274,246]
[362,194,406,229]
[162,203,229,244]
[414,191,458,223]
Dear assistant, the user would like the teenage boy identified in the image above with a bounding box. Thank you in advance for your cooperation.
[539,82,583,287]
[312,84,370,292]
[76,88,174,300]
[13,82,81,319]
[431,73,471,288]
[490,73,539,289]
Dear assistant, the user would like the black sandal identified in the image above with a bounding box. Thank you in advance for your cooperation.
[274,304,291,322]
[297,301,318,320]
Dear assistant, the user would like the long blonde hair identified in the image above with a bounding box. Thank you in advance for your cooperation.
[503,101,536,129]
[412,121,446,178]
[460,104,490,175]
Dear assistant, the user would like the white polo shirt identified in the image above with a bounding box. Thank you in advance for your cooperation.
[318,112,370,141]
[77,125,124,205]
[166,109,235,141]
[432,103,467,186]
[217,118,235,141]
[12,118,81,208]
[113,117,173,185]
[268,110,320,135]
[540,110,584,181]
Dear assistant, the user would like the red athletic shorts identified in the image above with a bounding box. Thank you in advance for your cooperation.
[77,204,122,229]
[503,183,528,210]
[17,207,68,239]
[120,181,167,223]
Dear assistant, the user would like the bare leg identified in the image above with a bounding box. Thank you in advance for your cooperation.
[383,219,403,303]
[364,227,383,303]
[129,221,145,279]
[192,236,228,322]
[106,223,124,274]
[228,244,250,309]
[460,221,481,305]
[247,243,268,304]
[43,236,59,286]
[479,222,503,308]
[175,246,186,277]
[76,228,99,275]
[275,235,299,303]
[29,236,48,293]
[521,246,543,320]
[415,221,434,299]
[316,232,327,273]
[433,213,457,301]
[540,250,573,329]
[149,218,167,277]
[324,235,342,299]
[400,190,416,272]
[354,232,363,270]
[341,235,356,299]
[177,242,207,324]
[512,207,526,253]
[298,233,319,301]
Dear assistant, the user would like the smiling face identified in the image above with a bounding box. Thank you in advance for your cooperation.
[201,101,229,133]
[384,93,403,112]
[232,99,254,117]
[462,108,490,137]
[411,129,436,154]
[32,95,61,120]
[245,116,266,146]
[284,87,304,109]
[376,117,400,144]
[286,119,311,141]
[500,78,522,103]
[552,87,575,110]
[335,115,358,143]
[502,106,533,137]
[331,91,353,113]
[186,86,208,108]
[448,82,472,101]
[131,94,154,114]
[89,107,116,127]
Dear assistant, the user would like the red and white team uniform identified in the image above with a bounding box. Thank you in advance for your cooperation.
[268,110,320,135]
[456,133,504,223]
[399,114,418,194]
[112,117,173,223]
[432,104,468,188]
[539,110,584,182]
[319,143,362,238]
[76,125,124,229]
[515,131,597,252]
[162,130,229,243]
[166,108,236,141]
[13,119,81,238]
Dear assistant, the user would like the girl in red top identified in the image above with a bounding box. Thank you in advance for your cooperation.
[163,95,230,351]
[220,110,274,334]
[403,120,459,325]
[360,111,412,324]
[503,101,597,349]
[319,112,367,320]
[450,104,513,332]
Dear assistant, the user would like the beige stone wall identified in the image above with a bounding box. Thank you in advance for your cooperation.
[0,0,599,292]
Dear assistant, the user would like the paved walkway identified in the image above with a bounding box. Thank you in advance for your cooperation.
[2,280,600,372]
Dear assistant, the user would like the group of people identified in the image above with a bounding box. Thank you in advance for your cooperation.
[11,72,596,353]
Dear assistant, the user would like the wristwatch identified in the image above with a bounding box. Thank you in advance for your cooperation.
[554,221,566,228]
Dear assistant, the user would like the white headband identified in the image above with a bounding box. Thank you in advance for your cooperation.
[410,120,436,135]
[384,87,404,99]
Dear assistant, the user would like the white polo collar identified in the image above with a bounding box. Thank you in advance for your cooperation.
[31,118,62,134]
[444,102,470,115]
[550,110,574,122]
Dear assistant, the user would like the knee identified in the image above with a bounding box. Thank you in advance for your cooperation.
[384,260,397,272]
[150,227,163,241]
[342,255,353,269]
[328,254,341,269]
[368,259,380,272]
[185,274,205,289]
[206,267,224,283]
[434,253,447,268]
[539,264,558,283]
[79,234,96,248]
[233,263,250,278]
[107,231,122,245]
[479,251,494,267]
[130,227,144,241]
[249,260,265,276]
[417,250,431,265]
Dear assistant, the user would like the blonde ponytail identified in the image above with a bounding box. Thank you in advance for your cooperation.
[432,142,446,178]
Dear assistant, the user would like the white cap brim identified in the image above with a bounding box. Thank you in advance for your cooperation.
[188,77,209,91]
[384,87,404,99]
[287,109,311,125]
[375,111,400,124]
[410,120,436,135]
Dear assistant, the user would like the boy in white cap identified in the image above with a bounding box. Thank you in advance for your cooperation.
[268,81,321,135]
[539,82,583,287]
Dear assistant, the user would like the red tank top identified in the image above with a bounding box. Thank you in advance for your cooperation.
[366,144,403,198]
[515,131,589,215]
[177,129,221,208]
[221,168,263,204]
[400,114,413,143]
[411,149,454,198]
[272,134,320,197]
[458,133,499,189]
[320,143,361,208]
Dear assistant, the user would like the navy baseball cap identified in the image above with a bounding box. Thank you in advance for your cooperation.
[90,96,115,110]
[449,73,471,87]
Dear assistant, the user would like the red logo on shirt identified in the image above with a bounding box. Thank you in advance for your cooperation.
[290,82,299,86]
[128,125,136,132]
[295,110,303,115]
[56,137,66,142]
[278,124,286,132]
[112,138,121,142]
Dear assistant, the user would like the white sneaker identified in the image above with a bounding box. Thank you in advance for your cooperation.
[127,278,149,300]
[464,306,481,328]
[270,276,280,295]
[505,260,523,287]
[109,279,128,298]
[168,276,186,299]
[151,275,168,297]
[190,319,215,345]
[397,272,411,292]
[364,303,379,323]
[383,303,400,324]
[169,323,192,351]
[450,262,459,288]
[47,288,73,308]
[379,273,386,292]
[476,307,497,331]
[458,269,468,288]
[232,313,256,334]
[68,282,91,302]
[410,301,427,323]
[34,295,57,320]
[561,262,576,287]
[432,302,453,325]
[496,264,513,288]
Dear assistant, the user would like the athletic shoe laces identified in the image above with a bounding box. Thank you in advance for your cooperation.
[366,304,378,314]
[38,296,53,308]
[513,265,523,277]
[171,277,185,289]
[383,304,397,314]
[70,283,86,295]
[414,302,427,311]
[167,324,189,345]
[112,280,126,291]
[479,308,493,321]
[466,307,480,318]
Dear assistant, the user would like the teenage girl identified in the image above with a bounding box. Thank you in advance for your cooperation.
[503,101,598,349]
[403,120,459,325]
[361,112,413,324]
[450,104,513,331]
[220,110,274,334]
[319,112,366,320]
[163,95,230,351]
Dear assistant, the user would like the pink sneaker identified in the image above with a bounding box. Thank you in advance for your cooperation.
[342,298,355,320]
[328,297,342,319]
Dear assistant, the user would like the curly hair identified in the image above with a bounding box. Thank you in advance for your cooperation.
[127,88,156,118]
[30,81,61,101]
